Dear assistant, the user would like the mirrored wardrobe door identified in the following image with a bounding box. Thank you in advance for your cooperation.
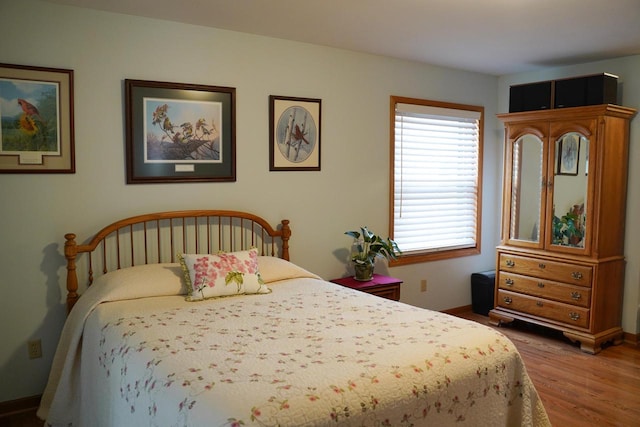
[550,131,590,249]
[509,133,545,245]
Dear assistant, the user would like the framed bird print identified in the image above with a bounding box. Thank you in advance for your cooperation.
[125,79,236,184]
[269,95,321,171]
[0,63,75,173]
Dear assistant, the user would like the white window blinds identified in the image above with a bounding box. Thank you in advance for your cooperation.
[393,102,481,254]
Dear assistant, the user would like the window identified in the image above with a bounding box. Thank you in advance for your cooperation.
[390,96,483,265]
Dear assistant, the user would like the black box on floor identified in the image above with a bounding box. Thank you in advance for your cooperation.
[471,270,495,316]
[554,73,618,108]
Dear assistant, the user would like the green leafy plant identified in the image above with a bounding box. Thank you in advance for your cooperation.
[345,226,401,265]
[552,212,584,246]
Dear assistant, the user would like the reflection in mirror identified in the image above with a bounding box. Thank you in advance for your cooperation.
[510,134,543,243]
[552,132,589,248]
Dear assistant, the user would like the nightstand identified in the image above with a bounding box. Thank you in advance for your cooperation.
[330,274,402,301]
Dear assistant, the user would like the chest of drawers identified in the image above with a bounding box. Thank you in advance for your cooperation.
[490,250,624,354]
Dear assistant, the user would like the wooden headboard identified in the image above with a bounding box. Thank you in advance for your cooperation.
[64,210,291,313]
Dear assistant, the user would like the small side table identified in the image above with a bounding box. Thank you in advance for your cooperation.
[330,274,402,301]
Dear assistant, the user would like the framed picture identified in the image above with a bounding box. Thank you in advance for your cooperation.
[557,133,580,176]
[269,95,321,171]
[0,63,74,173]
[125,79,236,184]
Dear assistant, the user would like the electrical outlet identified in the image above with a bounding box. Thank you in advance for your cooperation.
[27,339,42,359]
[420,279,427,292]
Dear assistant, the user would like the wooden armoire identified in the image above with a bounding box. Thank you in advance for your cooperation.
[489,104,636,354]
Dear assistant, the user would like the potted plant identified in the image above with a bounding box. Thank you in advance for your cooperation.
[345,226,401,281]
[552,212,584,247]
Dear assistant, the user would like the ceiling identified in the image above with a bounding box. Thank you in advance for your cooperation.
[44,0,640,76]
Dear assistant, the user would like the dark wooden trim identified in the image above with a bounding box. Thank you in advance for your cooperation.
[623,331,639,346]
[0,395,40,418]
[441,304,473,315]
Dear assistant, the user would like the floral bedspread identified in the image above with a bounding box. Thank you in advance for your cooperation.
[40,265,549,426]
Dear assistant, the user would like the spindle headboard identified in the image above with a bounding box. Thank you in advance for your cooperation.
[64,210,291,312]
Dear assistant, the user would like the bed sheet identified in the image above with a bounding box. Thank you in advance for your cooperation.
[40,264,549,426]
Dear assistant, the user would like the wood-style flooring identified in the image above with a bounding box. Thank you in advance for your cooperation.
[456,311,640,427]
[2,309,639,426]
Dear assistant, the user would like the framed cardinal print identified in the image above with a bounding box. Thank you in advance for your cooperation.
[0,63,75,173]
[269,95,321,171]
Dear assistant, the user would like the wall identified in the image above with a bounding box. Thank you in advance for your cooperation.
[498,56,640,339]
[0,0,501,402]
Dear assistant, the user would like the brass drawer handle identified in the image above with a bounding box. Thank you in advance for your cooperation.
[503,297,513,305]
[538,263,546,269]
[569,312,581,321]
[571,271,583,280]
[537,282,545,288]
[536,301,543,307]
[505,259,515,268]
[505,278,514,286]
[571,291,582,300]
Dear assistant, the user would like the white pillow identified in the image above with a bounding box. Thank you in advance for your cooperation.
[178,248,271,301]
[88,263,187,298]
[257,256,322,283]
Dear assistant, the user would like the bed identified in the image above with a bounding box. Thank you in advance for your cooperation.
[38,210,550,426]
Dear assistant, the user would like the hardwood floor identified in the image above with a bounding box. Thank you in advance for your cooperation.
[3,310,639,426]
[457,311,640,427]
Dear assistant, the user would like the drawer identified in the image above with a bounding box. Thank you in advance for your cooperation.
[368,285,401,301]
[497,289,589,328]
[498,253,592,286]
[498,272,591,307]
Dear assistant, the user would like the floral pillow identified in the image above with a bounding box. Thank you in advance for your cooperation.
[178,248,271,301]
